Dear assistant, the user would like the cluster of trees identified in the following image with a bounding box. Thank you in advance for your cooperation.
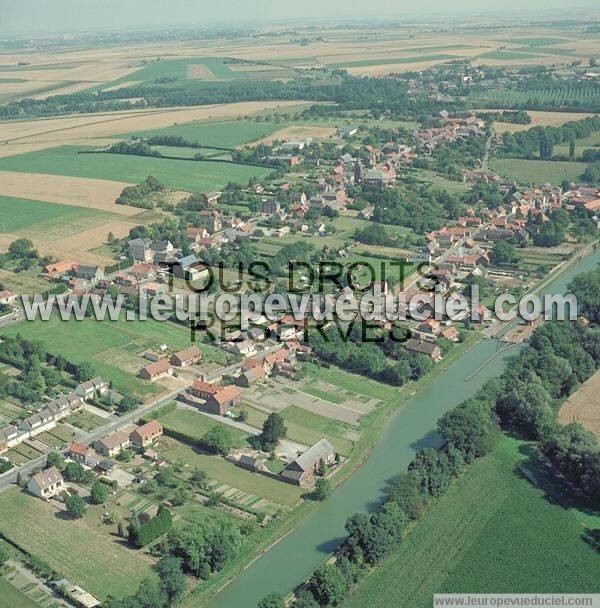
[106,141,161,158]
[0,238,48,273]
[482,110,531,125]
[128,505,173,548]
[117,175,165,209]
[168,516,242,579]
[353,223,397,247]
[104,555,187,608]
[309,326,434,387]
[500,116,600,160]
[200,425,234,455]
[367,186,462,234]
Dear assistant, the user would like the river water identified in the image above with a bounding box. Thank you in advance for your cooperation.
[206,248,599,608]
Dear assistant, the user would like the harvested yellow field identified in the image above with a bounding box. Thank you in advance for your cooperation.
[102,80,143,92]
[489,110,597,133]
[558,369,600,439]
[0,171,140,216]
[0,100,309,157]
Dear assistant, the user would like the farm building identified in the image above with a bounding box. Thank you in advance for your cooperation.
[281,438,335,487]
[187,380,242,416]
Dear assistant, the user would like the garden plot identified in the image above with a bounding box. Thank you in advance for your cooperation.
[245,377,379,424]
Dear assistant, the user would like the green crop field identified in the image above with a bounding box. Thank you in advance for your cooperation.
[0,146,273,193]
[491,158,586,185]
[121,119,284,149]
[479,50,542,60]
[0,579,39,608]
[0,195,110,234]
[341,438,600,608]
[0,316,209,398]
[469,85,600,109]
[503,37,571,46]
[0,489,156,601]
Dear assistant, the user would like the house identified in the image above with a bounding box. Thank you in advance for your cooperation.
[173,254,208,282]
[75,377,109,401]
[0,290,17,306]
[27,466,64,500]
[139,358,173,381]
[94,430,131,457]
[262,199,281,215]
[170,346,202,367]
[281,438,335,487]
[239,365,267,386]
[128,238,154,262]
[202,191,222,205]
[43,260,79,278]
[73,265,104,282]
[69,442,91,464]
[130,421,163,448]
[238,455,268,472]
[404,339,443,361]
[337,126,358,138]
[442,326,460,342]
[188,380,242,416]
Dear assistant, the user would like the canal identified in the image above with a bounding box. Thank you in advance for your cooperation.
[206,247,599,608]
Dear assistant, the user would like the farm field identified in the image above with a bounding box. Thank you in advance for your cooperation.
[0,170,138,216]
[0,489,156,601]
[469,85,600,110]
[489,110,597,134]
[490,158,586,186]
[121,119,285,148]
[0,146,273,193]
[341,438,600,608]
[0,101,307,159]
[0,316,210,398]
[558,368,600,439]
[0,194,112,233]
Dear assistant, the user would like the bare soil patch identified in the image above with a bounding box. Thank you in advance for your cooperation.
[249,125,336,146]
[558,369,600,439]
[186,63,216,80]
[489,110,597,134]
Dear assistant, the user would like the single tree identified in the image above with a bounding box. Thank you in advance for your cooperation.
[90,480,109,505]
[66,494,86,518]
[313,478,332,501]
[260,413,287,451]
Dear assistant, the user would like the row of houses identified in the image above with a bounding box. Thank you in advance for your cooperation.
[0,378,109,455]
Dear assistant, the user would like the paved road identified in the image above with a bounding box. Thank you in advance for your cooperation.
[0,385,187,492]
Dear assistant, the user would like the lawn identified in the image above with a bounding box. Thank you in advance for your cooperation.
[0,489,156,601]
[305,362,394,402]
[243,404,355,457]
[160,440,303,507]
[0,579,39,608]
[158,408,251,447]
[491,158,586,186]
[341,438,600,608]
[0,146,273,193]
[121,119,285,149]
[0,316,202,398]
[0,195,109,233]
